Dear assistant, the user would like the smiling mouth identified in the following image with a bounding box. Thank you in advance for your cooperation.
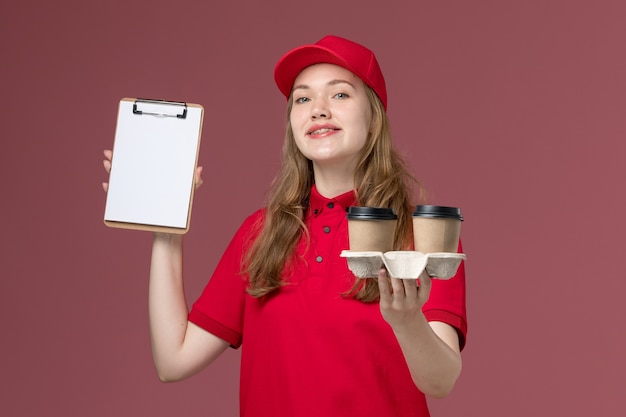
[308,128,338,135]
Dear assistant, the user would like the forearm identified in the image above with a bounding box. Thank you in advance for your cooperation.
[148,233,190,378]
[393,313,462,398]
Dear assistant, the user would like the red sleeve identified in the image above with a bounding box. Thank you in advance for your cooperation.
[422,240,468,350]
[188,211,264,348]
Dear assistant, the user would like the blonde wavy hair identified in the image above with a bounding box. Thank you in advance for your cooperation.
[243,86,422,302]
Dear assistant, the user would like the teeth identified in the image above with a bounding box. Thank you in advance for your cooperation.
[310,128,334,135]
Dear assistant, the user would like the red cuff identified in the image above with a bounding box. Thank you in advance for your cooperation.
[188,309,242,348]
[424,308,467,350]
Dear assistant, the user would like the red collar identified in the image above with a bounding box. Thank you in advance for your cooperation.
[309,185,356,217]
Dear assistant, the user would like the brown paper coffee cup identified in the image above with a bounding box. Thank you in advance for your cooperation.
[412,205,463,253]
[347,207,397,252]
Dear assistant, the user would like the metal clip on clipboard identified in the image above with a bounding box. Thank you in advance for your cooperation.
[132,98,188,119]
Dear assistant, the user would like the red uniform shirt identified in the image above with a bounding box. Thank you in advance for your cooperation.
[189,186,467,416]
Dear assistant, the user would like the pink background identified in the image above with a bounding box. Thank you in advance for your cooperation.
[2,1,625,416]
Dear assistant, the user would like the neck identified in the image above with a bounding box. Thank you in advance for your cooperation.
[312,161,357,198]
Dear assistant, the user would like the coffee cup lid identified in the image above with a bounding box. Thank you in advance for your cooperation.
[412,205,463,221]
[347,206,397,220]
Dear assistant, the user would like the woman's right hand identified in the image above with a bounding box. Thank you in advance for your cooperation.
[102,149,222,379]
[102,149,113,192]
[101,149,204,192]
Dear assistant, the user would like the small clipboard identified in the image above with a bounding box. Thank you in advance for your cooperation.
[104,98,204,234]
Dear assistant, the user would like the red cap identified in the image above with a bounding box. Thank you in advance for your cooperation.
[274,35,388,109]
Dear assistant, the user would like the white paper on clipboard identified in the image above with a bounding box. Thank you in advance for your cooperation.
[104,98,204,233]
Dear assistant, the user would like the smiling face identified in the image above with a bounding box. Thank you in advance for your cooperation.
[289,63,373,174]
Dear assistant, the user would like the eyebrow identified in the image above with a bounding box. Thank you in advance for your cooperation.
[292,79,357,92]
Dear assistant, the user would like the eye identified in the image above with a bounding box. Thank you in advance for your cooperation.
[294,96,309,104]
[334,92,349,99]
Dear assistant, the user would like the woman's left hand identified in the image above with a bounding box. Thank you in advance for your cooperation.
[377,268,431,330]
[377,269,461,398]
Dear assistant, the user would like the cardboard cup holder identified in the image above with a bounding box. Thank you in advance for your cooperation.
[340,250,466,280]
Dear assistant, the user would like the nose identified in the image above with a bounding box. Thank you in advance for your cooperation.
[311,98,330,119]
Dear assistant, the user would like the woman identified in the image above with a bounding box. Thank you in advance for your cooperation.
[103,35,466,417]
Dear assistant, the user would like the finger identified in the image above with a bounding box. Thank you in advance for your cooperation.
[377,269,392,301]
[418,270,432,290]
[102,150,112,192]
[194,166,204,189]
[417,271,433,302]
[389,272,406,298]
[402,278,418,299]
